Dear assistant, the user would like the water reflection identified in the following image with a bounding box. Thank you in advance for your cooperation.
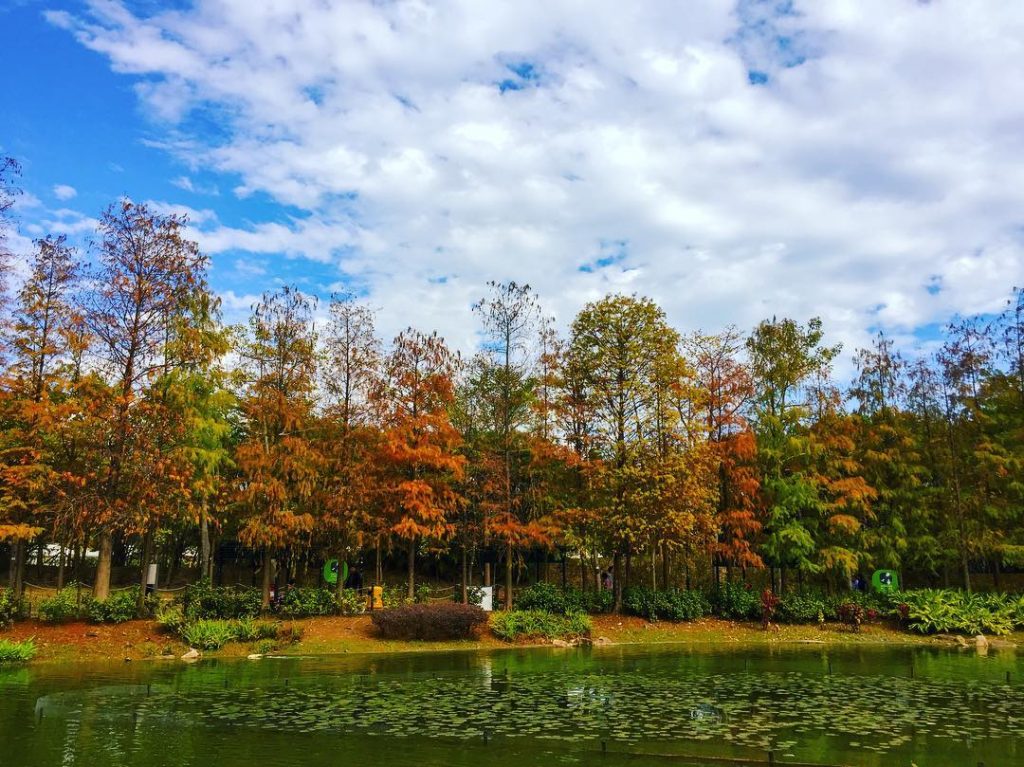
[1,644,1021,767]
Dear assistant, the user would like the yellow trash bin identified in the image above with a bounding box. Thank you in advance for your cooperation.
[367,585,383,610]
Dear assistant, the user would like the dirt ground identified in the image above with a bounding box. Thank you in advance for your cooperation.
[5,612,1000,665]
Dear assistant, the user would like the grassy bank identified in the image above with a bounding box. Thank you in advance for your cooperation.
[2,613,1018,664]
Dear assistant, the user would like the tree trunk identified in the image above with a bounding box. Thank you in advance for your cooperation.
[13,540,26,597]
[93,532,113,601]
[407,537,416,600]
[199,506,212,581]
[57,543,66,590]
[993,557,1001,591]
[461,545,468,604]
[650,540,657,590]
[137,526,155,614]
[505,542,514,610]
[335,552,346,609]
[375,539,382,586]
[662,547,670,590]
[612,550,623,613]
[261,550,273,610]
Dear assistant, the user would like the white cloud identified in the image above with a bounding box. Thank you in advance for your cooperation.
[49,0,1024,370]
[52,184,77,201]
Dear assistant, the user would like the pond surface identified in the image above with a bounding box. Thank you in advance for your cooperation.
[1,644,1021,766]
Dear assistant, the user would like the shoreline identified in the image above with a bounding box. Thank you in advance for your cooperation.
[3,614,1017,665]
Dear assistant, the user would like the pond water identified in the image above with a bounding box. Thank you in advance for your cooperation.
[1,644,1021,766]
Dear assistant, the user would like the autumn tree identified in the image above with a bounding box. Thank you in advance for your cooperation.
[472,281,547,608]
[0,235,81,594]
[374,329,464,599]
[321,291,381,601]
[86,201,209,600]
[569,294,684,609]
[685,328,763,579]
[235,287,324,608]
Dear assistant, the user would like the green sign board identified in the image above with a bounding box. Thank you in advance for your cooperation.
[871,569,899,593]
[323,559,348,585]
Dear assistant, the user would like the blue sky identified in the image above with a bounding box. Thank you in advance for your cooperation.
[2,1,1022,364]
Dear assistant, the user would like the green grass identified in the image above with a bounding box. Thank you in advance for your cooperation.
[0,638,36,663]
[490,610,592,641]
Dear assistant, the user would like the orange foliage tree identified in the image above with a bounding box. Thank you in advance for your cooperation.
[373,329,465,599]
[235,287,324,608]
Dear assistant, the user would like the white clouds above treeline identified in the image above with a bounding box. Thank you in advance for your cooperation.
[44,0,1024,361]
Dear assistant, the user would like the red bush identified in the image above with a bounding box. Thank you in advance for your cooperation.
[370,602,488,640]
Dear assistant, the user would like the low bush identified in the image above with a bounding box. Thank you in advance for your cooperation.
[277,587,337,617]
[235,617,280,642]
[622,587,710,622]
[516,582,614,615]
[895,589,1018,636]
[0,588,26,628]
[0,638,36,663]
[38,585,85,623]
[155,603,186,634]
[709,581,760,620]
[182,580,262,621]
[84,587,155,623]
[370,603,488,640]
[776,593,829,624]
[181,619,240,650]
[178,616,283,649]
[490,609,592,641]
[837,602,865,632]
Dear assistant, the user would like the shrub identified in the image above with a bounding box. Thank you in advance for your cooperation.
[895,589,1015,635]
[515,583,613,615]
[760,588,780,629]
[38,585,85,623]
[0,588,26,628]
[370,603,488,640]
[709,581,760,620]
[156,603,186,634]
[182,580,261,621]
[277,587,337,617]
[490,610,592,641]
[622,588,710,622]
[777,593,829,624]
[181,619,240,650]
[837,602,865,632]
[84,587,154,623]
[0,639,36,663]
[381,584,412,608]
[336,588,366,615]
[235,617,280,642]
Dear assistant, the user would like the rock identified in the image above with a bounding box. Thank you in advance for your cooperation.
[988,639,1016,651]
[85,630,99,638]
[975,634,989,649]
[247,653,264,660]
[935,633,968,647]
[592,636,613,646]
[551,639,571,647]
[181,648,201,661]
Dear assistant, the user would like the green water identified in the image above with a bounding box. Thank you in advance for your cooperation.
[1,644,1021,766]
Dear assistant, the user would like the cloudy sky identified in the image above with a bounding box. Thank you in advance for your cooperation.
[2,0,1022,365]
